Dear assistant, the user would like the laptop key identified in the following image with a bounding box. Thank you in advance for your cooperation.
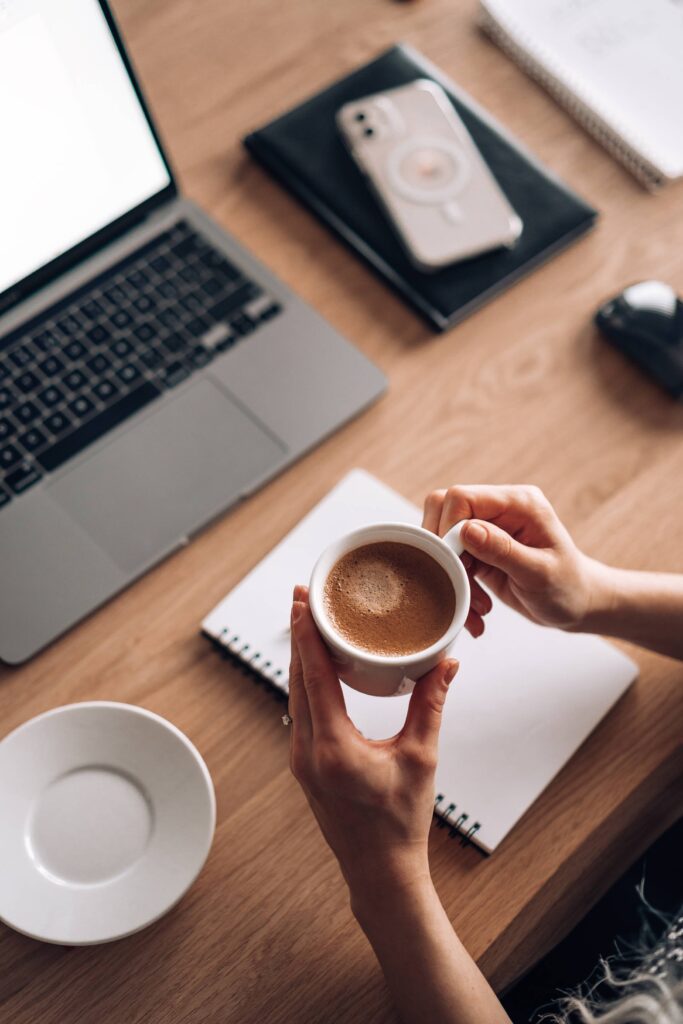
[230,313,256,337]
[157,280,182,300]
[15,370,41,394]
[0,388,12,411]
[10,344,34,369]
[15,401,40,425]
[20,427,48,453]
[38,381,161,472]
[139,346,164,370]
[199,323,232,350]
[93,379,119,403]
[161,361,190,388]
[39,354,65,376]
[190,346,213,366]
[0,444,22,470]
[104,284,127,305]
[158,308,182,329]
[133,323,155,343]
[116,363,141,386]
[64,339,87,361]
[81,298,104,320]
[132,293,155,313]
[111,338,133,358]
[177,264,203,285]
[57,314,81,336]
[5,461,43,495]
[44,410,72,436]
[200,249,240,279]
[126,269,149,288]
[201,277,224,298]
[14,370,40,393]
[186,317,211,338]
[33,329,59,352]
[0,417,12,440]
[68,394,96,419]
[161,335,186,355]
[149,254,171,273]
[87,324,110,345]
[208,282,260,323]
[86,352,112,375]
[171,234,202,258]
[64,369,88,392]
[38,384,65,408]
[179,293,204,314]
[243,294,273,320]
[111,309,133,329]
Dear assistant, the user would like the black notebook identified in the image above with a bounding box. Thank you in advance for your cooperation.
[244,44,598,331]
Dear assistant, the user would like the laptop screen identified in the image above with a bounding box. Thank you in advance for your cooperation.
[0,0,172,299]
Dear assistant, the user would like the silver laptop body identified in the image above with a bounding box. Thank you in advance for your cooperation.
[0,1,385,663]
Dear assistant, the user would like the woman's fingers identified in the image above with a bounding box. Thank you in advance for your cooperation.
[291,602,349,739]
[465,610,485,638]
[401,659,459,748]
[422,489,446,533]
[469,576,492,616]
[460,519,548,586]
[288,588,312,741]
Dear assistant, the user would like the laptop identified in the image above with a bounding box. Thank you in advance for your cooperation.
[0,0,386,665]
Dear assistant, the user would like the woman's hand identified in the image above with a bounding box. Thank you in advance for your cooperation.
[288,585,511,1024]
[288,585,458,906]
[423,484,599,634]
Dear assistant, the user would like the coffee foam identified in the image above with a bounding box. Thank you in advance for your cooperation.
[323,541,455,657]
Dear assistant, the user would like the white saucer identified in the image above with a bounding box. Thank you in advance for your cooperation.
[0,702,216,945]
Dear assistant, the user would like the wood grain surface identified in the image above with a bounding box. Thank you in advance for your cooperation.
[1,1,682,1021]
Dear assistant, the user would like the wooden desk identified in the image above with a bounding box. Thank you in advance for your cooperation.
[1,1,682,1021]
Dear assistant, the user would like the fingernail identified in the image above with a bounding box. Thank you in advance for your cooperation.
[291,602,303,625]
[472,593,492,615]
[444,660,459,685]
[464,522,487,548]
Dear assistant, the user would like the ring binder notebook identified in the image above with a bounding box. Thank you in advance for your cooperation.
[479,0,683,190]
[201,469,637,854]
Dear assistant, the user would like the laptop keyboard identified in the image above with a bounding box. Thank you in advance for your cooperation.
[0,221,282,507]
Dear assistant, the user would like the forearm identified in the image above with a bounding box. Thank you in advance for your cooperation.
[350,877,511,1024]
[580,559,683,660]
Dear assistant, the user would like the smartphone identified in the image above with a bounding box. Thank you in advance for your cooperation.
[337,79,523,272]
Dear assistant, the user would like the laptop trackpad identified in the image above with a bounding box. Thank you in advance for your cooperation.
[48,379,285,573]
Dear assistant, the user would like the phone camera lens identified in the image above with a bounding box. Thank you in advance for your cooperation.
[363,127,374,137]
[354,112,366,122]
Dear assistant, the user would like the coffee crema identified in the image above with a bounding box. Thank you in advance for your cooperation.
[323,541,455,657]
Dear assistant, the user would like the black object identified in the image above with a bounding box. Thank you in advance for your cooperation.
[594,281,683,400]
[0,221,282,502]
[244,43,597,331]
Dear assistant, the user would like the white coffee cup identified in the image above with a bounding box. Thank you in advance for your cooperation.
[309,521,470,697]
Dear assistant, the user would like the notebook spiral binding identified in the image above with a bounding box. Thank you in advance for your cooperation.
[478,6,664,191]
[434,794,481,848]
[208,627,288,698]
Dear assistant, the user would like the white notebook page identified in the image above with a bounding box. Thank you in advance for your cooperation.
[202,470,637,853]
[481,0,683,179]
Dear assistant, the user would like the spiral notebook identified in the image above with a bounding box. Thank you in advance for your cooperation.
[201,470,637,854]
[479,0,683,189]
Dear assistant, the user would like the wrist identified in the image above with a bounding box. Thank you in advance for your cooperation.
[573,557,620,633]
[346,855,435,930]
